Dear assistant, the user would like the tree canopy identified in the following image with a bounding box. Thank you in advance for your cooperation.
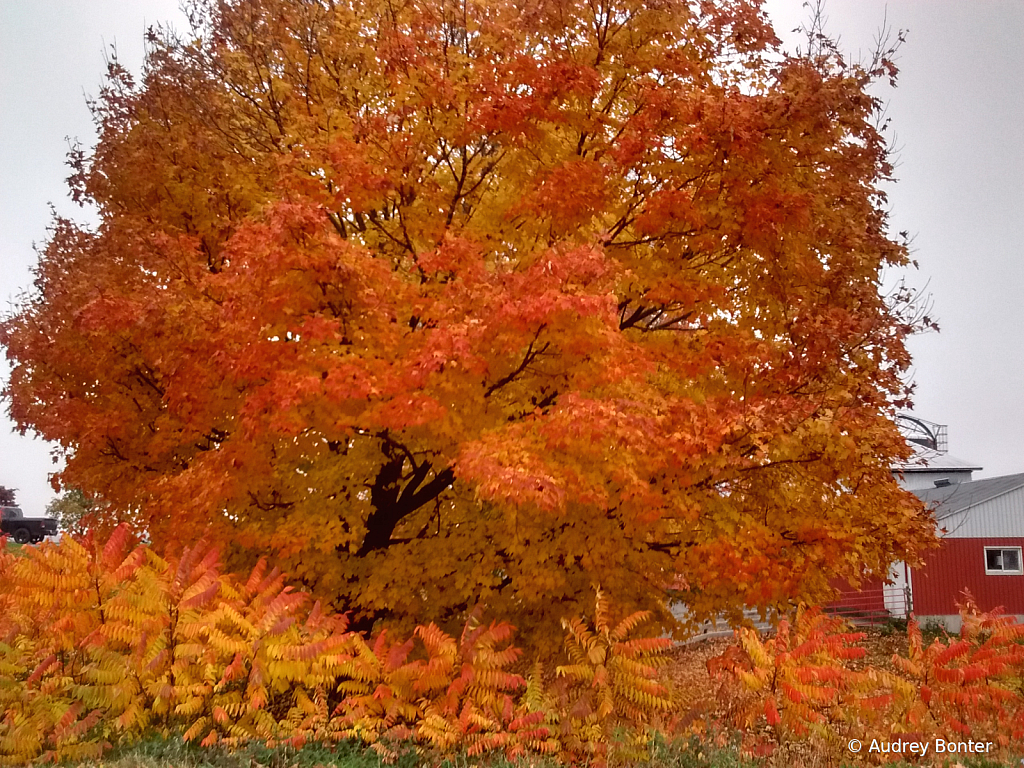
[1,0,933,640]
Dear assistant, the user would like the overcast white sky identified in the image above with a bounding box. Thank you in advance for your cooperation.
[1,1,1022,515]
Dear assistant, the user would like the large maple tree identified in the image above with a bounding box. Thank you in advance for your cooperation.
[2,0,932,638]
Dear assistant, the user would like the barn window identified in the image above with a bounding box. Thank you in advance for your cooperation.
[984,547,1023,575]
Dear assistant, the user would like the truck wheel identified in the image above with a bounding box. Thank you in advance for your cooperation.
[31,536,43,544]
[12,528,30,544]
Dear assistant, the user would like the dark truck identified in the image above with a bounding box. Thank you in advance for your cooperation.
[1,506,58,544]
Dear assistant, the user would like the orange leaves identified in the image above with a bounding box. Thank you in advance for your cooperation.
[712,602,1024,761]
[890,597,1024,746]
[411,615,532,756]
[2,0,935,648]
[632,188,706,239]
[0,529,357,762]
[711,606,893,752]
[514,159,610,234]
[331,612,534,758]
[0,532,685,764]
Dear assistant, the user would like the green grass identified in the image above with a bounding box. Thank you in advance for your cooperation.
[55,735,1023,768]
[89,736,410,768]
[79,735,556,768]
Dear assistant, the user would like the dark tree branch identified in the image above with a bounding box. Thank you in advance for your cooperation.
[485,326,548,397]
[357,433,457,556]
[618,301,696,332]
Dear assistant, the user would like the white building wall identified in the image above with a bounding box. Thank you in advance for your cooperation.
[898,470,977,491]
[883,562,911,619]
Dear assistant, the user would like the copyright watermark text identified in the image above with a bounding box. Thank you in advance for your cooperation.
[847,738,994,756]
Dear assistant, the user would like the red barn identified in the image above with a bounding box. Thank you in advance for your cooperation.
[910,472,1024,630]
[830,416,1024,629]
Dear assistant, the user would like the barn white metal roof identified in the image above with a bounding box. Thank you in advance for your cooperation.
[911,472,1024,538]
[914,472,1024,517]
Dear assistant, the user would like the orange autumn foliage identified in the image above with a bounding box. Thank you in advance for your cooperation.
[1,0,933,639]
[711,602,1024,762]
[889,597,1024,748]
[0,532,670,765]
[4,530,1024,766]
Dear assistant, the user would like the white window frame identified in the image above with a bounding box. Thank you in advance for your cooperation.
[984,546,1024,576]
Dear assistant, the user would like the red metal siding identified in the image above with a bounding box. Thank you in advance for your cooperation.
[911,537,1024,615]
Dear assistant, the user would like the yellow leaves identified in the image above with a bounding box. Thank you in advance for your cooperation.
[0,533,693,764]
[0,529,355,761]
[552,590,673,767]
